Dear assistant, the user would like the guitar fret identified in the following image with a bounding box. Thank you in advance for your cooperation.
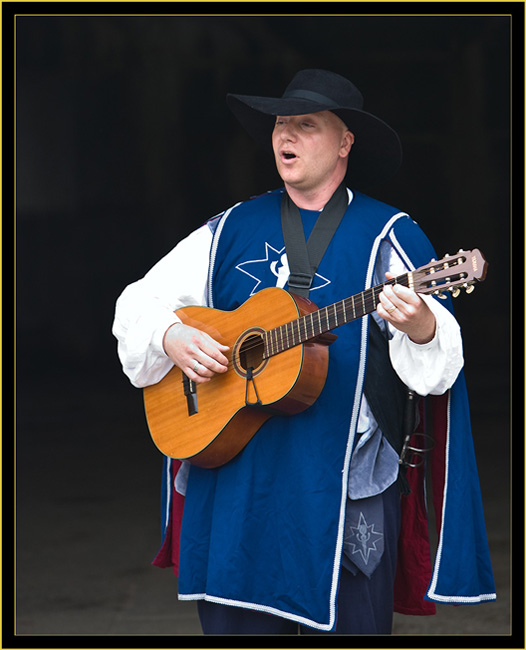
[369,290,374,311]
[372,286,379,309]
[333,303,338,327]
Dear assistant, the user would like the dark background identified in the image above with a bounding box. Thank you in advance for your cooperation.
[12,5,517,641]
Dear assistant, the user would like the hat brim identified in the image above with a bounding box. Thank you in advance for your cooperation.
[227,93,402,190]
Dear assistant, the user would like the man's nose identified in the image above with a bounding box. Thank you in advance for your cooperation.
[280,121,297,140]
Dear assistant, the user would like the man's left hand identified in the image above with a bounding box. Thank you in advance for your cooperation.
[377,272,436,344]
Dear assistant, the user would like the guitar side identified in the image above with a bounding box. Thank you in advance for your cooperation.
[143,288,331,467]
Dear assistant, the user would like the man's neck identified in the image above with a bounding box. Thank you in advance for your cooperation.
[284,176,345,211]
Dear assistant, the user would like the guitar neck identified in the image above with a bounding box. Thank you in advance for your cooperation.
[263,272,412,358]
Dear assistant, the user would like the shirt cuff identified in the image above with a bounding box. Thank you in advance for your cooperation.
[388,295,463,395]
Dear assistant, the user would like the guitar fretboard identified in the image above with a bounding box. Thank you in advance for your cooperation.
[263,272,412,358]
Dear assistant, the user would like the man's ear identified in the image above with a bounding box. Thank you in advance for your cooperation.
[340,130,354,158]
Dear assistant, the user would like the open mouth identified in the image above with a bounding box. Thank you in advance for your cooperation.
[282,151,297,160]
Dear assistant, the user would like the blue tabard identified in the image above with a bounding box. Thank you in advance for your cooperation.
[175,188,496,629]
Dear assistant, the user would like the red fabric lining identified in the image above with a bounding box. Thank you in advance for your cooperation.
[393,393,450,615]
[394,446,436,615]
[152,460,185,576]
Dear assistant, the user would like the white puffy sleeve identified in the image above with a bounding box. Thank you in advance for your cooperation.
[112,224,213,388]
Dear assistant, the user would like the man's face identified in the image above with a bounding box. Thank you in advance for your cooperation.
[271,110,353,195]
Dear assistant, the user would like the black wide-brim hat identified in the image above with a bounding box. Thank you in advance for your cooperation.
[227,69,402,189]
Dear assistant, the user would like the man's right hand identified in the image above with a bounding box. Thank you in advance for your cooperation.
[162,323,230,384]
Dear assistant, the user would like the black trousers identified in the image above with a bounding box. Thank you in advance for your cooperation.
[197,482,401,635]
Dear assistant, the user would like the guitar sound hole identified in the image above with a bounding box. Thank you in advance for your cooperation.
[238,334,265,372]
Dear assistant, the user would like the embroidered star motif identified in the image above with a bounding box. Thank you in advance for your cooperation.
[236,242,330,295]
[345,512,384,565]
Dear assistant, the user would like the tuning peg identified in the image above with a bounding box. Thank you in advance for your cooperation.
[450,287,461,298]
[434,290,448,299]
[465,284,475,294]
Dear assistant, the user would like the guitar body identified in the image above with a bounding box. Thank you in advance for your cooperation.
[143,248,487,469]
[143,288,332,468]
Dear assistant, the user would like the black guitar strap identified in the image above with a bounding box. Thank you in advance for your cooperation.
[280,182,349,298]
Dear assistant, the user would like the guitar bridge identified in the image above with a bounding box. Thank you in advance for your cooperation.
[182,373,198,416]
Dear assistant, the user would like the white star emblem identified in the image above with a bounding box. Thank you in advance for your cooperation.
[236,242,330,295]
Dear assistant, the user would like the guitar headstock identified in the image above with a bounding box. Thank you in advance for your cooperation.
[411,249,488,298]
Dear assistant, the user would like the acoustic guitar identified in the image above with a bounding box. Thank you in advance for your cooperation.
[143,249,487,468]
